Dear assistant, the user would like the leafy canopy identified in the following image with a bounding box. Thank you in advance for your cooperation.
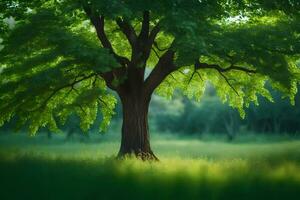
[0,0,299,134]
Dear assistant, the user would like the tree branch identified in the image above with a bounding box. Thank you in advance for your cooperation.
[151,47,160,59]
[138,11,150,40]
[116,17,137,48]
[82,6,129,90]
[153,41,171,52]
[92,16,130,66]
[148,23,161,46]
[92,16,113,50]
[144,50,176,96]
[140,21,161,64]
[77,104,87,114]
[82,6,129,67]
[30,73,97,112]
[194,60,249,96]
[218,71,240,96]
[98,66,127,91]
[188,68,203,84]
[195,60,256,74]
[116,12,162,87]
[97,97,108,107]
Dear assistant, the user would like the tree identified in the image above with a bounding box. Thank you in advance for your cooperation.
[0,0,299,160]
[245,86,300,134]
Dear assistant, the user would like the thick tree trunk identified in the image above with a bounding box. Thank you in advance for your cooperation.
[117,92,158,160]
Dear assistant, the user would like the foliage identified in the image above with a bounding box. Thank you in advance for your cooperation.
[154,86,300,136]
[0,6,118,134]
[0,0,299,134]
[246,87,300,134]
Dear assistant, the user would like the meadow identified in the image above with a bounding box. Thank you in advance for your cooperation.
[0,132,300,200]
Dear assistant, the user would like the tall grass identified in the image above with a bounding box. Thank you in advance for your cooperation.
[0,133,300,200]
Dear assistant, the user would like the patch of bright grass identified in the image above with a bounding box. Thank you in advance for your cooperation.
[0,133,300,199]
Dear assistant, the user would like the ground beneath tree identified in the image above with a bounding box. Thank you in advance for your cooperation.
[0,133,300,200]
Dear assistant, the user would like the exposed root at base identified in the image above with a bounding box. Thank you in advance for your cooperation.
[117,150,159,161]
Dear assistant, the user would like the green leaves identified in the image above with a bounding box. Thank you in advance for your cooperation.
[0,7,119,134]
[1,0,299,134]
[147,3,299,117]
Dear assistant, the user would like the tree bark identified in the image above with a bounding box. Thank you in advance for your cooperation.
[115,50,175,161]
[117,91,158,161]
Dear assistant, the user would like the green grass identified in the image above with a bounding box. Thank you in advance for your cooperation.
[0,133,300,200]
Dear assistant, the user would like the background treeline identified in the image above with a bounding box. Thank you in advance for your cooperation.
[1,85,300,140]
[151,85,300,140]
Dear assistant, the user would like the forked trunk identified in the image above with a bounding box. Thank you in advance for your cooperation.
[118,92,158,160]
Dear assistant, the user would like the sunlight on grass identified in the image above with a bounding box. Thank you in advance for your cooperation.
[1,134,300,199]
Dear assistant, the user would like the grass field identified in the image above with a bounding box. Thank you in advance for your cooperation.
[0,132,300,200]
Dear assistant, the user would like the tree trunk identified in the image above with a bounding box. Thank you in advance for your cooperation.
[117,92,158,160]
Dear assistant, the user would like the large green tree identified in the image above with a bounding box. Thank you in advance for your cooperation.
[0,0,299,159]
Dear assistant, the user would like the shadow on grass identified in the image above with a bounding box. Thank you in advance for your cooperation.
[0,155,299,200]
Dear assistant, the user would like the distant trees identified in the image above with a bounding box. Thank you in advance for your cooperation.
[246,90,300,134]
[153,87,300,138]
[154,93,241,139]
